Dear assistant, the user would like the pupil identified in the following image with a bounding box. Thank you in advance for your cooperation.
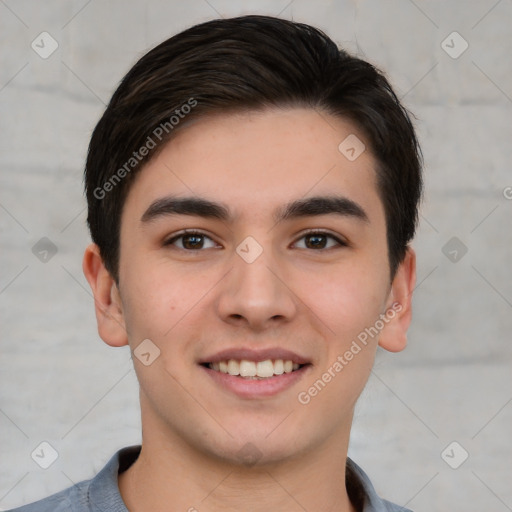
[184,235,202,249]
[306,234,326,249]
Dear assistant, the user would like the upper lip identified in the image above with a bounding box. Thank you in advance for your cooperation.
[199,347,310,365]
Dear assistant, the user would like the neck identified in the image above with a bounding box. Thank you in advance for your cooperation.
[119,401,357,512]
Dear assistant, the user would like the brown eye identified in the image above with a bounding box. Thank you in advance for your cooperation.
[294,231,346,250]
[165,231,217,250]
[181,234,205,249]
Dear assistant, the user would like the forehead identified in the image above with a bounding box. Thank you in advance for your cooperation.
[122,107,384,227]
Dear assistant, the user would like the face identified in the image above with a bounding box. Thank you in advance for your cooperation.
[88,107,414,466]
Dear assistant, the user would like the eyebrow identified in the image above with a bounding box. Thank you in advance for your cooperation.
[140,194,369,225]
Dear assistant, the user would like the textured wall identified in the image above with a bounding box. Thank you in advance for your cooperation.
[1,1,511,510]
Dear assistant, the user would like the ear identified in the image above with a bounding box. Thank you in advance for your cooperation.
[82,243,128,347]
[378,246,416,353]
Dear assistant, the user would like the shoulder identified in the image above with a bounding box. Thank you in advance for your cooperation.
[346,457,414,512]
[4,479,91,512]
[4,445,140,512]
[380,498,414,512]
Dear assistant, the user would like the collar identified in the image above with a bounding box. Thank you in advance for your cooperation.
[89,445,408,512]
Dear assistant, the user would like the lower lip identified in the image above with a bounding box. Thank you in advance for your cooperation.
[200,364,311,399]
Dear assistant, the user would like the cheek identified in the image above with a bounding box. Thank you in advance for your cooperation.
[298,271,383,416]
[120,259,216,344]
[299,262,386,339]
[120,267,179,342]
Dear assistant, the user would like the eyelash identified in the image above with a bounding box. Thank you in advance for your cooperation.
[164,229,348,251]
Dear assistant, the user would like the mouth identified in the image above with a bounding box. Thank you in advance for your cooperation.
[201,359,308,379]
[198,349,312,398]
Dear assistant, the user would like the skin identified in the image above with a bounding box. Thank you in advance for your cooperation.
[83,107,416,512]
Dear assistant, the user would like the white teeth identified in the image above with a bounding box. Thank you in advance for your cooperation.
[227,359,240,376]
[256,360,274,378]
[208,359,303,378]
[273,359,284,375]
[239,360,257,377]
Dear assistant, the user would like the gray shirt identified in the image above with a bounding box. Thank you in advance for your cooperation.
[6,445,412,511]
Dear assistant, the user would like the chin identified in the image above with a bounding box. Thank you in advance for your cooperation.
[216,443,298,468]
[197,428,305,468]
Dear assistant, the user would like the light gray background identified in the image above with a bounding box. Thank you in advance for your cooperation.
[1,1,511,510]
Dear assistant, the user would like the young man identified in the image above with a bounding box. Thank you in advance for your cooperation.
[9,14,422,512]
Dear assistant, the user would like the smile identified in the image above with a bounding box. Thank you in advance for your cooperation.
[205,359,303,379]
[200,361,311,399]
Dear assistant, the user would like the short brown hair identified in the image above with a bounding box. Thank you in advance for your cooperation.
[85,14,423,282]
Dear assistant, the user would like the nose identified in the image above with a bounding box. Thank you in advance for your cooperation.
[215,240,298,332]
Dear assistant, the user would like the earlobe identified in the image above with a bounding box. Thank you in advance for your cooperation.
[82,243,128,347]
[378,247,416,353]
